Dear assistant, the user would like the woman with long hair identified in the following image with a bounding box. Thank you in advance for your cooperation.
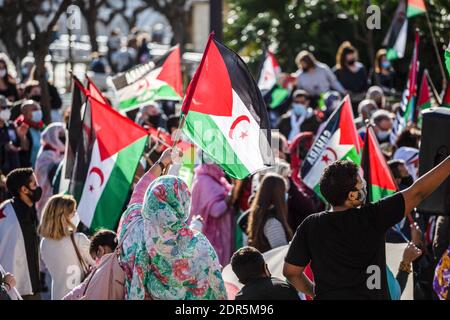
[333,41,368,108]
[39,195,95,300]
[247,174,293,253]
[0,54,18,102]
[373,49,396,91]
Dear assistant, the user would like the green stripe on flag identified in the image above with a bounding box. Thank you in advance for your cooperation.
[184,111,251,179]
[407,5,425,18]
[370,185,396,202]
[445,50,450,77]
[90,136,147,231]
[118,84,180,111]
[386,48,399,61]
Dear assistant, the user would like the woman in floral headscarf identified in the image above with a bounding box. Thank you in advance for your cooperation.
[118,149,227,300]
[35,122,66,219]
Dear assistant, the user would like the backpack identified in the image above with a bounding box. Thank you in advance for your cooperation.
[72,218,139,300]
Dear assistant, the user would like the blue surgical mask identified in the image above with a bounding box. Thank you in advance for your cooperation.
[292,103,307,117]
[31,109,43,123]
[381,61,391,69]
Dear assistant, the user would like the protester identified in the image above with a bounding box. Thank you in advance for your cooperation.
[0,54,18,102]
[370,109,393,144]
[373,49,396,92]
[135,103,167,130]
[35,123,66,219]
[0,168,42,299]
[355,99,378,131]
[29,66,62,121]
[117,148,227,300]
[39,194,95,300]
[294,50,346,101]
[89,52,107,74]
[89,229,118,262]
[190,157,234,265]
[231,246,300,300]
[333,41,368,108]
[277,89,322,140]
[17,100,43,167]
[20,56,35,84]
[61,229,119,300]
[366,85,387,111]
[0,95,29,176]
[247,174,293,253]
[283,156,450,299]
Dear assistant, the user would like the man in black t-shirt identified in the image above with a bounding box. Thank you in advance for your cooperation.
[283,157,450,300]
[231,246,300,300]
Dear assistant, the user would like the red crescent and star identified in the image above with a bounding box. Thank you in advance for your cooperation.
[229,115,250,140]
[88,167,105,192]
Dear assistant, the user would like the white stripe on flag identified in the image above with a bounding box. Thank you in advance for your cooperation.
[303,129,353,189]
[77,140,117,227]
[117,67,162,101]
[209,89,270,173]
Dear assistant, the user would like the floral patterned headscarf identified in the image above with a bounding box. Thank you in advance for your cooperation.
[141,175,227,300]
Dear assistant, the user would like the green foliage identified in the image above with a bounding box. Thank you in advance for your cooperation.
[224,0,450,92]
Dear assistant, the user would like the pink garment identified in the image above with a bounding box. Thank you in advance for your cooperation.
[189,164,234,266]
[35,123,65,219]
[116,169,155,236]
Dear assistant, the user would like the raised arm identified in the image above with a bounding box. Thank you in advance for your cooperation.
[128,148,174,206]
[401,155,450,217]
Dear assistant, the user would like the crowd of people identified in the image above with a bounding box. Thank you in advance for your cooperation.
[0,35,449,301]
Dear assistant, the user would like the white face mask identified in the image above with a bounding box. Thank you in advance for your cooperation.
[70,212,80,228]
[376,129,391,141]
[31,109,43,123]
[0,109,10,122]
[0,69,6,78]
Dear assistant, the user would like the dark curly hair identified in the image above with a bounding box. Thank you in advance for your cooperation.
[319,160,359,206]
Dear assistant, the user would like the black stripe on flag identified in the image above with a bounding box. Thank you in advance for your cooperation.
[213,39,273,165]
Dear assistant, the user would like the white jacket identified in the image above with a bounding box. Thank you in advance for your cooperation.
[0,200,34,296]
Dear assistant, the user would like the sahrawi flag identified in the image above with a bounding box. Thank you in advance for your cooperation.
[362,126,397,202]
[183,34,274,179]
[301,95,361,198]
[257,49,289,109]
[407,0,427,18]
[110,45,183,112]
[69,96,148,231]
[383,0,408,61]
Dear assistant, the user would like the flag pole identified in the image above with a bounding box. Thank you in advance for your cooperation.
[162,32,216,174]
[425,11,447,92]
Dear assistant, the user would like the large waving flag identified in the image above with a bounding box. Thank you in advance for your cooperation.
[390,30,420,144]
[362,126,397,202]
[70,96,148,231]
[110,45,183,112]
[257,49,289,109]
[383,1,408,61]
[182,34,274,179]
[301,95,361,198]
[407,0,427,18]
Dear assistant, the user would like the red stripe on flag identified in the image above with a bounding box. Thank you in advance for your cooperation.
[181,32,233,117]
[338,95,361,153]
[156,45,183,97]
[90,97,148,161]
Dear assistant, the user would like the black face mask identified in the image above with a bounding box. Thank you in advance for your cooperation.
[26,186,42,203]
[30,95,41,103]
[59,136,66,145]
[400,175,414,189]
[347,59,356,66]
[146,115,161,127]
